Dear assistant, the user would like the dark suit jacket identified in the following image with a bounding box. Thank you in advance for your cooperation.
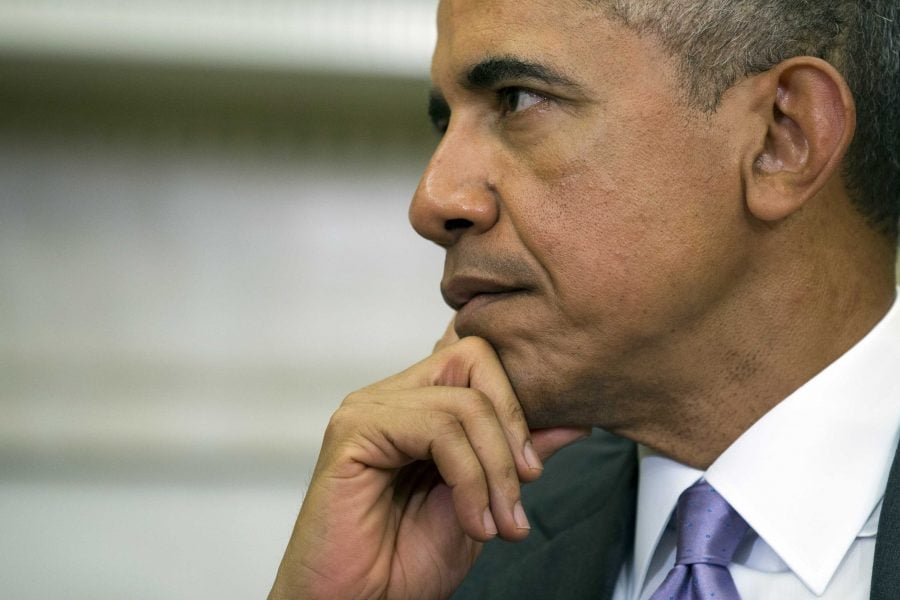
[452,429,900,599]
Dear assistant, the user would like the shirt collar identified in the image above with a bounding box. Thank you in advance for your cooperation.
[632,288,900,596]
[632,448,702,594]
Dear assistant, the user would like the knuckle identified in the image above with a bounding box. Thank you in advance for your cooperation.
[466,405,498,427]
[505,402,525,423]
[325,404,366,442]
[456,388,493,417]
[456,391,498,427]
[341,390,366,407]
[323,405,358,442]
[431,411,464,438]
[460,392,497,420]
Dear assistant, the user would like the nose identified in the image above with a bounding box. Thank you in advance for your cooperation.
[409,123,500,246]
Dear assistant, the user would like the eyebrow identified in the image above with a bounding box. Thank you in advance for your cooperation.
[463,57,583,91]
[427,56,584,131]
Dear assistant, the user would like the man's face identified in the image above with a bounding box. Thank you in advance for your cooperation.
[410,0,754,431]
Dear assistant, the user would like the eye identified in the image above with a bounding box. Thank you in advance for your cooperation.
[428,94,451,136]
[498,87,546,115]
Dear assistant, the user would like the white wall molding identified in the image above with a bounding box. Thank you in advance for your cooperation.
[0,0,438,77]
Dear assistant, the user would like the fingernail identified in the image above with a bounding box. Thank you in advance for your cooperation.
[524,440,543,471]
[513,501,530,530]
[483,508,498,537]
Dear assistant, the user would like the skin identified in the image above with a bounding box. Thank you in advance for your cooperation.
[270,0,898,598]
[411,0,895,465]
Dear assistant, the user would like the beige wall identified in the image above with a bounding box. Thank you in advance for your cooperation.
[0,130,451,599]
[0,14,448,595]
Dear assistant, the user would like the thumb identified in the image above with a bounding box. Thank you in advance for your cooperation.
[530,427,592,462]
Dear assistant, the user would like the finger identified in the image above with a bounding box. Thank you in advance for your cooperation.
[428,420,500,543]
[439,386,531,541]
[420,337,539,482]
[336,391,522,541]
[337,403,495,542]
[371,336,539,489]
[449,337,541,482]
[360,387,529,540]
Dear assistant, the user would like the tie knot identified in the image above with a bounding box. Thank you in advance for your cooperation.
[674,481,749,568]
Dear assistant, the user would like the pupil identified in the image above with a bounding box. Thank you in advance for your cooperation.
[506,90,519,111]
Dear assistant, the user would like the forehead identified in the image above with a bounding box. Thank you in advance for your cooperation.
[436,0,596,40]
[432,0,649,93]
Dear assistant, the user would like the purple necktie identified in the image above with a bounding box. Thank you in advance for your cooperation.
[649,481,750,600]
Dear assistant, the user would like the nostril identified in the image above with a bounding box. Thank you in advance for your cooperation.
[445,218,473,231]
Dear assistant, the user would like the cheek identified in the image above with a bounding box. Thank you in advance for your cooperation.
[519,158,662,309]
[518,132,742,330]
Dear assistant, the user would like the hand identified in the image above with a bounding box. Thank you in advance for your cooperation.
[269,336,589,600]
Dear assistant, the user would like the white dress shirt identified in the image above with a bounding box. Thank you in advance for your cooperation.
[613,289,900,599]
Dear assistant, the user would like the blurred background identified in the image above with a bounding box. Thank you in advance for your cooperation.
[0,1,448,598]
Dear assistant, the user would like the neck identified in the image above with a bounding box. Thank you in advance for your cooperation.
[614,209,897,469]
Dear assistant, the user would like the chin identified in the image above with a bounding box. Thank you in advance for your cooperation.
[468,329,605,428]
[506,358,629,431]
[506,370,579,429]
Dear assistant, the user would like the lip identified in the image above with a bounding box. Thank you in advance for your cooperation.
[441,275,529,311]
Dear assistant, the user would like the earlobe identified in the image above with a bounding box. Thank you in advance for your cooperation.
[745,57,856,223]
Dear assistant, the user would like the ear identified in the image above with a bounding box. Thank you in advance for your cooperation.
[744,57,856,222]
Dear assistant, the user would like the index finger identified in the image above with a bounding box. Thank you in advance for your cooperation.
[378,336,543,482]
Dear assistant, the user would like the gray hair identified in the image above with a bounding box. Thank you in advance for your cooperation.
[600,0,899,239]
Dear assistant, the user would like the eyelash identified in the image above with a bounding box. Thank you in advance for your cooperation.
[430,87,550,137]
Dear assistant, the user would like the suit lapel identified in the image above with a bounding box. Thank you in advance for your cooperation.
[869,438,900,600]
[871,441,900,599]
